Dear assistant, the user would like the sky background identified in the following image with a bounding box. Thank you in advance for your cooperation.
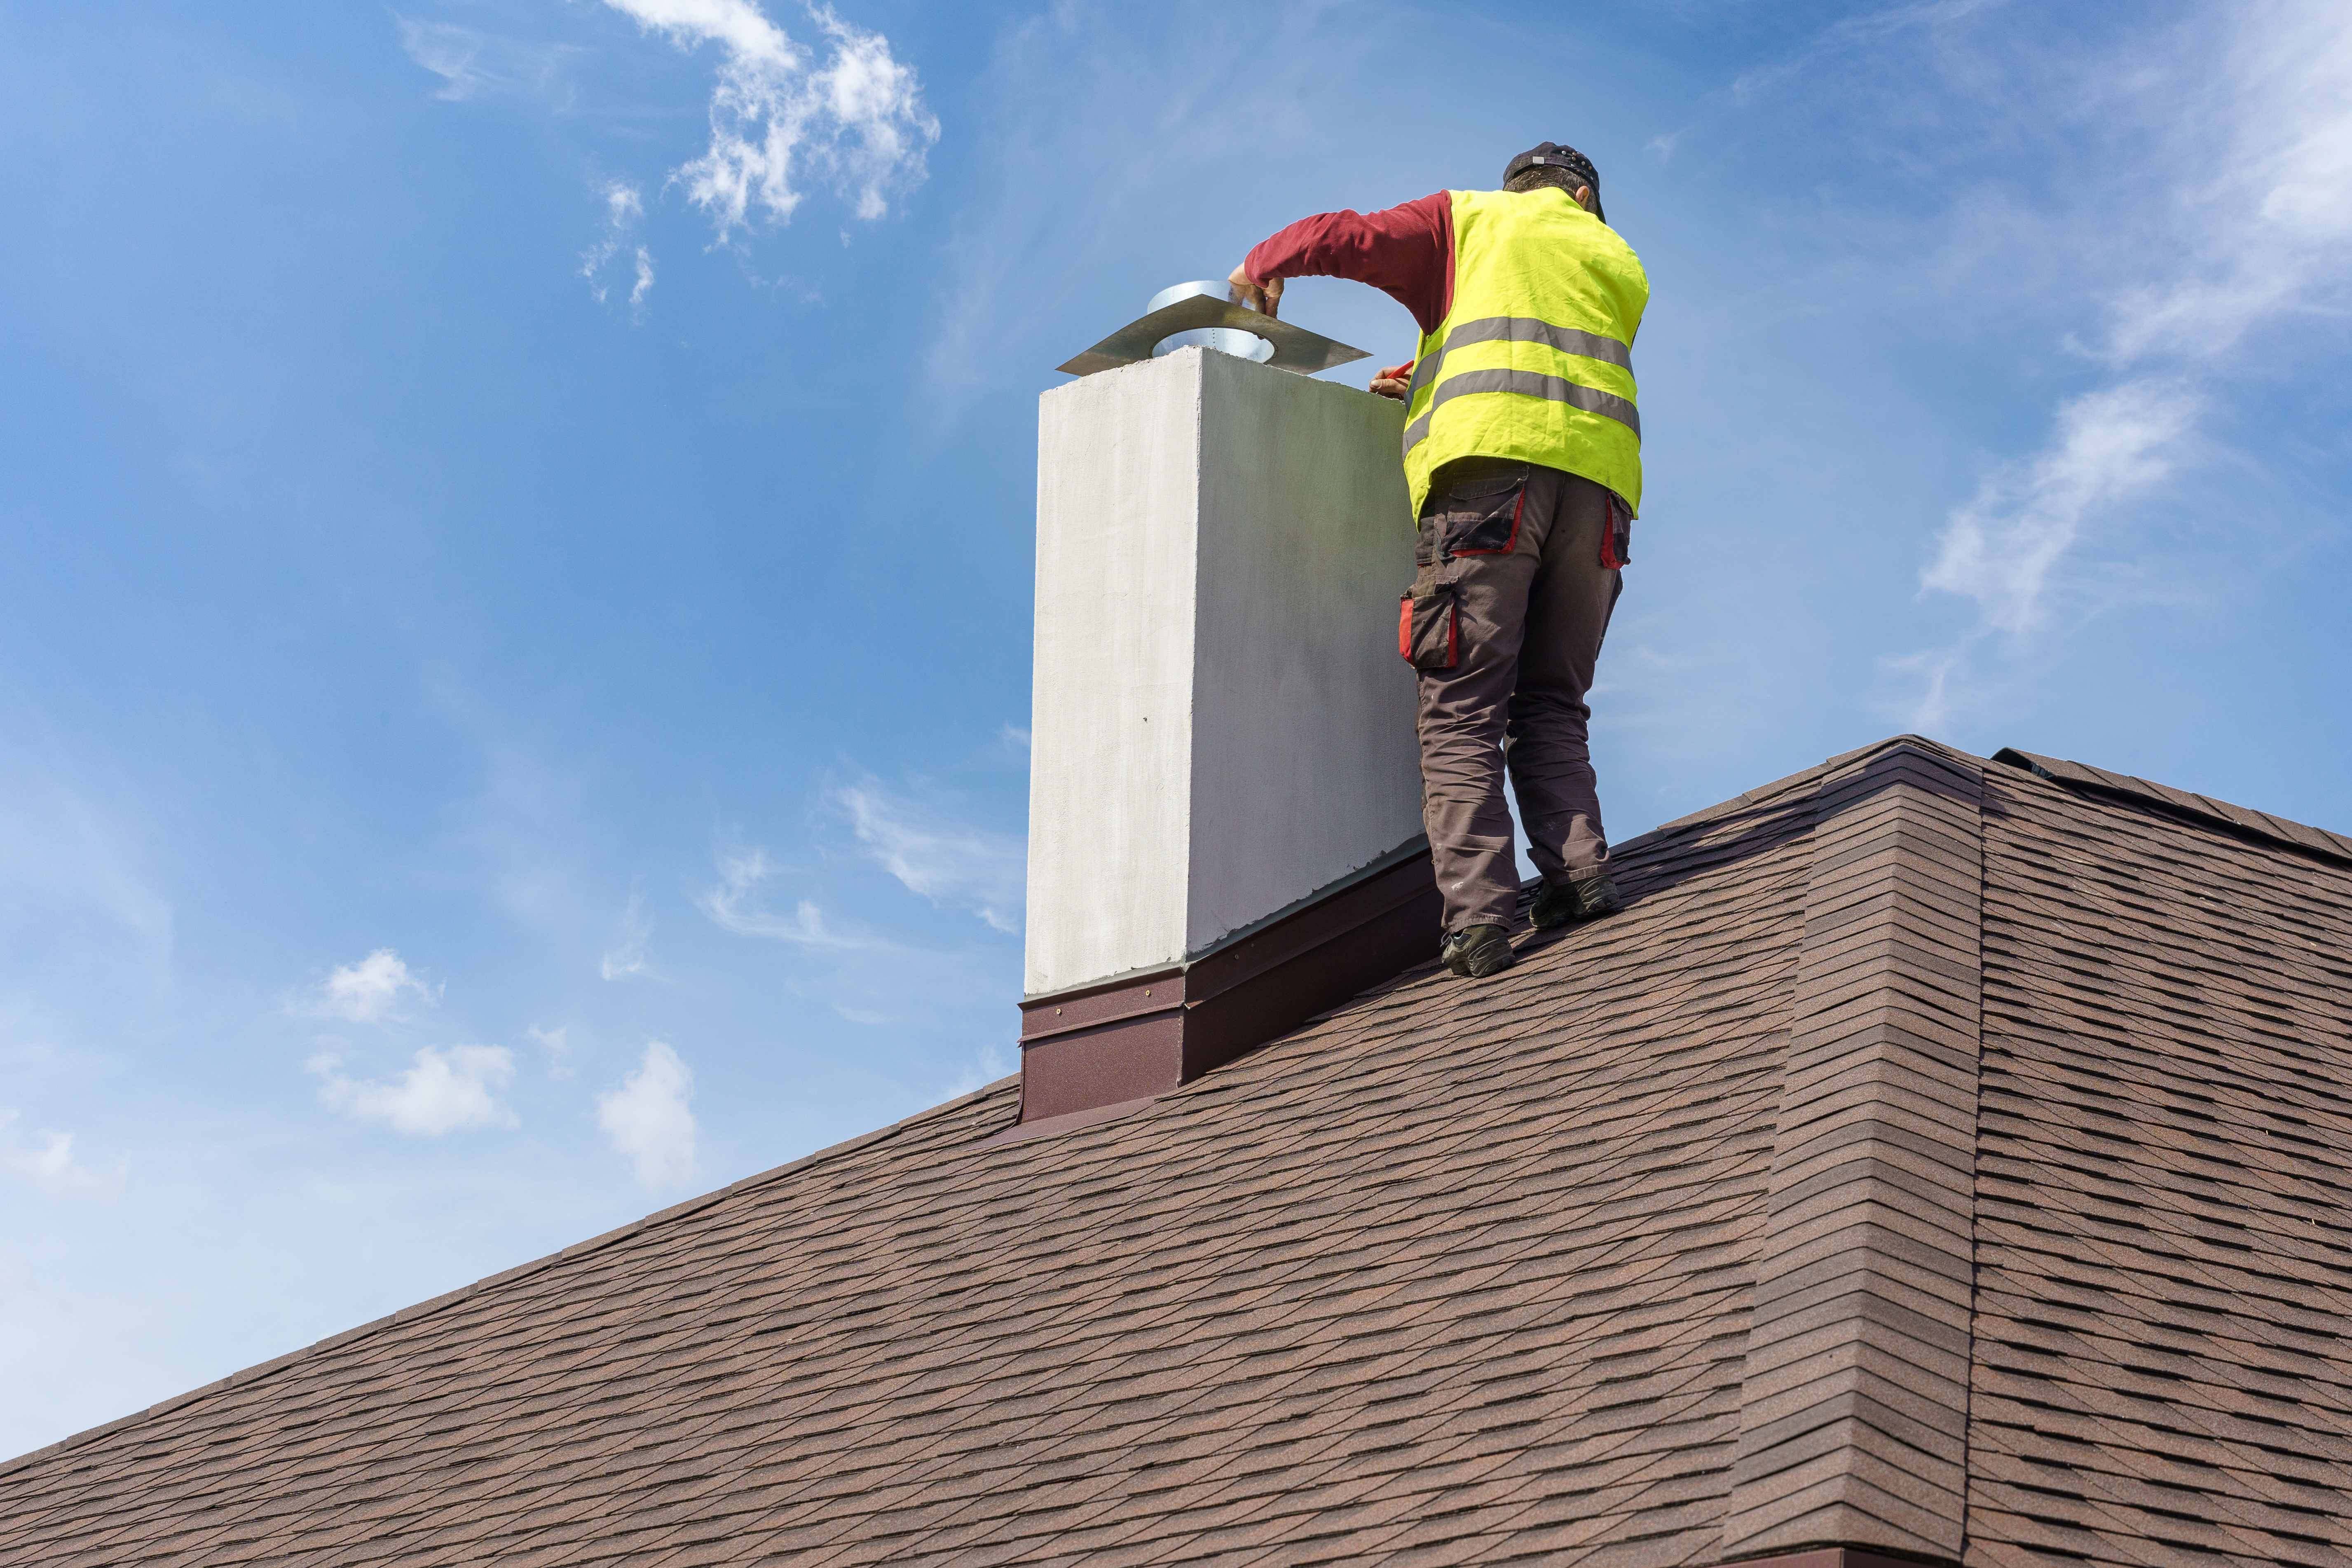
[5,0,2350,1458]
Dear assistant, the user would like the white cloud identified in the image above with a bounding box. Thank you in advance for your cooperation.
[0,1110,126,1200]
[598,0,938,240]
[834,779,1025,933]
[397,17,574,103]
[696,780,1021,962]
[527,1023,574,1078]
[1902,0,2352,717]
[1920,380,2197,638]
[582,180,654,314]
[600,888,652,980]
[2105,6,2352,361]
[306,949,436,1024]
[310,1045,517,1136]
[947,1043,1013,1099]
[597,1040,698,1188]
[697,846,893,951]
[0,762,173,969]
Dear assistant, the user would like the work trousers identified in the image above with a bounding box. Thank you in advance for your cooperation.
[1402,457,1625,933]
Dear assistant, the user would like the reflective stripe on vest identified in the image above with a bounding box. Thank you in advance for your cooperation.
[1403,363,1642,451]
[1400,188,1649,519]
[1404,314,1634,408]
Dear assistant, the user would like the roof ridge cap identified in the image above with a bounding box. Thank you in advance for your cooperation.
[1993,747,2352,866]
[0,1074,1025,1481]
[1627,734,1989,849]
[1722,743,1984,1560]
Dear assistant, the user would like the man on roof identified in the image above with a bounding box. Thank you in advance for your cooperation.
[1230,142,1649,982]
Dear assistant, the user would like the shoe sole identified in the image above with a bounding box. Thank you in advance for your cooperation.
[1468,947,1516,978]
[1448,942,1516,980]
[1531,884,1621,930]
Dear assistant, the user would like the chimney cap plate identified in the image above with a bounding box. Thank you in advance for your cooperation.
[1057,284,1369,378]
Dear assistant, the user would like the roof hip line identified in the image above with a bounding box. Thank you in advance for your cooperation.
[1994,746,2352,865]
[1722,741,1984,1567]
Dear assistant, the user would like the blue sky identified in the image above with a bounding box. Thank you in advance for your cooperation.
[4,0,2349,1457]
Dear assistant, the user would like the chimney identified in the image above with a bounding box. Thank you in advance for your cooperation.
[1017,343,1439,1128]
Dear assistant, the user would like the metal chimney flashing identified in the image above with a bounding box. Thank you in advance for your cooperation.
[1056,281,1369,378]
[1015,838,1438,1124]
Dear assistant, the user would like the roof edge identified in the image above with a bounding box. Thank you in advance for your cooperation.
[1993,747,2352,866]
[0,1073,1026,1481]
[1625,735,1987,853]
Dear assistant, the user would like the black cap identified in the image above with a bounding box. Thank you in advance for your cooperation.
[1505,143,1602,222]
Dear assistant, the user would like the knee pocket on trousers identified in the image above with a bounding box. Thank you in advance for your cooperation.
[1399,583,1461,670]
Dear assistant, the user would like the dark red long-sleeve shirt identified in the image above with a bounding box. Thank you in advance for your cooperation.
[1244,193,1456,356]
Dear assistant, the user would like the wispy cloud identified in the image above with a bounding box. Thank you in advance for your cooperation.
[302,949,437,1024]
[598,0,938,241]
[600,887,652,980]
[946,1043,1014,1100]
[597,1040,698,1188]
[0,1109,126,1200]
[1891,0,2352,722]
[833,778,1024,933]
[528,1023,575,1079]
[1731,0,1996,104]
[309,1045,518,1136]
[2104,7,2352,363]
[1920,380,2198,640]
[0,760,173,971]
[396,17,576,103]
[697,845,897,952]
[581,180,654,316]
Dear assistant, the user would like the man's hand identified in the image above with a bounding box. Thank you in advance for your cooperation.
[1228,262,1283,320]
[1370,359,1415,401]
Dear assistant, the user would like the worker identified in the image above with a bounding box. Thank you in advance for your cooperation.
[1230,143,1645,981]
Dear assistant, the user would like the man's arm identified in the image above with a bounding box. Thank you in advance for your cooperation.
[1229,192,1455,347]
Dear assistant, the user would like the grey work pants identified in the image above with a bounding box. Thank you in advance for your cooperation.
[1403,457,1624,933]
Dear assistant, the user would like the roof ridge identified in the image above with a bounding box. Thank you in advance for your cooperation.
[1993,747,2352,866]
[1153,736,1990,1137]
[1623,735,1988,853]
[0,1073,1025,1479]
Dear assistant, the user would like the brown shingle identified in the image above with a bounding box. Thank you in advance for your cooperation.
[1967,755,2352,1568]
[5,736,2350,1566]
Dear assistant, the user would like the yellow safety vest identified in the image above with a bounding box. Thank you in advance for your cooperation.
[1401,188,1648,518]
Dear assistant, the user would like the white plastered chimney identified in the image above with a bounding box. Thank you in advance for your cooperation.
[1016,346,1435,1126]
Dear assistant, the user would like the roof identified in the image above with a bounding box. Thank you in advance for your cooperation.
[4,735,2350,1568]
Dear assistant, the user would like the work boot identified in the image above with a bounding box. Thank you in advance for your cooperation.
[1531,874,1621,931]
[1440,924,1516,980]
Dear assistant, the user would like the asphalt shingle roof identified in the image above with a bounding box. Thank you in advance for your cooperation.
[3,735,2348,1568]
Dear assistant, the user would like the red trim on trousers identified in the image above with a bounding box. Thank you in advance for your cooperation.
[1449,486,1527,559]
